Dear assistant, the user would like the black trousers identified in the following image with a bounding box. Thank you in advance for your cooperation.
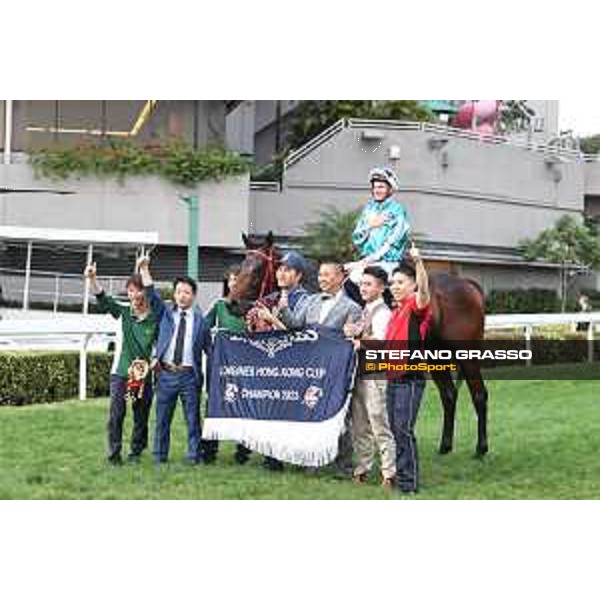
[107,374,153,460]
[201,439,252,462]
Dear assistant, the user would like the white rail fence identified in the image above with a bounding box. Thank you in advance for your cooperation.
[0,311,598,401]
[0,267,130,311]
[485,312,600,365]
[0,315,118,400]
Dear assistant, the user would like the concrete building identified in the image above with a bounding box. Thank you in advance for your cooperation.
[1,100,237,152]
[249,117,599,294]
[226,100,562,165]
[226,100,300,165]
[0,101,248,309]
[2,100,600,312]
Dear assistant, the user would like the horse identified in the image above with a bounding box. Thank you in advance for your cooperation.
[229,231,281,308]
[232,232,489,457]
[428,273,488,456]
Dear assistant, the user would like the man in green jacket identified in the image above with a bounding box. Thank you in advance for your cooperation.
[84,262,158,465]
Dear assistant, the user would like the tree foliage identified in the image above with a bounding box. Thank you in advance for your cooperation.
[299,206,362,263]
[579,134,600,155]
[519,216,600,267]
[287,100,433,150]
[30,140,250,186]
[518,216,600,310]
[498,100,536,134]
[252,101,433,182]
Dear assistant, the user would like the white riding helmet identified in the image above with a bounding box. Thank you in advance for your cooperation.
[368,167,400,192]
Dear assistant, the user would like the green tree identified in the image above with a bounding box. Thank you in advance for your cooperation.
[299,205,425,265]
[498,100,535,134]
[299,206,362,263]
[252,100,433,182]
[579,134,600,155]
[287,100,433,150]
[518,216,600,311]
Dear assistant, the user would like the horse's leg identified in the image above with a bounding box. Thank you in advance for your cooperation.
[461,360,489,457]
[432,370,458,454]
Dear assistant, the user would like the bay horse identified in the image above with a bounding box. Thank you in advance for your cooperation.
[228,231,281,327]
[232,232,489,457]
[428,273,488,456]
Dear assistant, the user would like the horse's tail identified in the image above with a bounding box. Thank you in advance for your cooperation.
[455,362,466,389]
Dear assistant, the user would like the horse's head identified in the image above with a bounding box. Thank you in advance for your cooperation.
[230,231,280,306]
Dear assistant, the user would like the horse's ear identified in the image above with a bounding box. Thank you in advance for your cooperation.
[241,232,250,248]
[265,231,274,247]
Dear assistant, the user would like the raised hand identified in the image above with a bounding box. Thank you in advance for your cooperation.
[84,262,102,294]
[408,241,420,261]
[84,262,97,280]
[135,249,153,286]
[136,249,151,272]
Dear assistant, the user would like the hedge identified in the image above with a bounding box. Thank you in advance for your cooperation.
[30,141,250,187]
[485,289,563,314]
[0,352,112,406]
[483,331,599,366]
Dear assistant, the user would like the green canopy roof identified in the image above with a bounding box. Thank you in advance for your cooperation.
[420,100,460,114]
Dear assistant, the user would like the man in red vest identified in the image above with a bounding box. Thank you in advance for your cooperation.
[385,243,432,494]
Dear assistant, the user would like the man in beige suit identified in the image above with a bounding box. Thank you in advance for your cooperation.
[344,266,396,488]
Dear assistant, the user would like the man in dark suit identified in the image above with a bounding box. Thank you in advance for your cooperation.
[137,253,210,465]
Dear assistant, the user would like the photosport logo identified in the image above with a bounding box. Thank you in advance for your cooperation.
[362,348,531,375]
[355,340,600,380]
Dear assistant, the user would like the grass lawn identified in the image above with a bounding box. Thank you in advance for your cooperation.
[1,367,599,499]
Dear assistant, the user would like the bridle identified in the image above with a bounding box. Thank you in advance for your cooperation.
[245,247,279,301]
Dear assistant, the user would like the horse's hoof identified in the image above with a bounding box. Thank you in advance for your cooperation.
[438,444,453,455]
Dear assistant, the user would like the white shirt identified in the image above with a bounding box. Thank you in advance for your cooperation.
[165,307,195,366]
[364,297,391,340]
[318,289,344,325]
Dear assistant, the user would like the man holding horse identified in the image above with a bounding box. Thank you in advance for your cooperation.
[253,250,311,471]
[272,251,310,314]
[254,250,310,331]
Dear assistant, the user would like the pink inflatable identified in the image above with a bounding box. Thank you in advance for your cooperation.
[453,100,501,132]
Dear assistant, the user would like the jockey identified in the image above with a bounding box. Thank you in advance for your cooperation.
[345,167,411,285]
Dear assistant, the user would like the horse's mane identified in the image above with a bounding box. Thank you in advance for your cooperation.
[464,278,485,299]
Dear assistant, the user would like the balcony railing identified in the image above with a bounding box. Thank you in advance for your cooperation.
[283,118,588,170]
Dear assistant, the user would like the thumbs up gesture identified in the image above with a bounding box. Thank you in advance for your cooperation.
[408,240,420,261]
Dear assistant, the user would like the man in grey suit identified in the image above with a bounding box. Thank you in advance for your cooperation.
[279,261,362,478]
[279,261,363,330]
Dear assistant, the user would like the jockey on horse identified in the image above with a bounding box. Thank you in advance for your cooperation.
[344,167,411,296]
